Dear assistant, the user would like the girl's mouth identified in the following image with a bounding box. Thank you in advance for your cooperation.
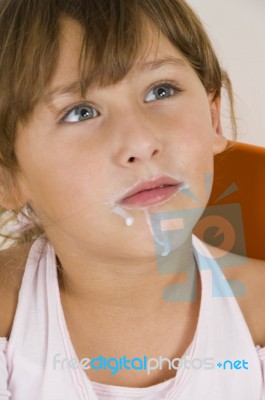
[119,183,183,208]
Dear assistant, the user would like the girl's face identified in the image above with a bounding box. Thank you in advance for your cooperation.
[14,19,227,258]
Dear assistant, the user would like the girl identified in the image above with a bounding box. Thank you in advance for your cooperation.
[0,0,264,399]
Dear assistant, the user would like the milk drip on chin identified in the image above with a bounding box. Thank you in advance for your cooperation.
[111,182,190,257]
[111,206,134,227]
[111,205,170,256]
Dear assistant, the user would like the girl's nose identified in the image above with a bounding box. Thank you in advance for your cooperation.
[111,109,164,166]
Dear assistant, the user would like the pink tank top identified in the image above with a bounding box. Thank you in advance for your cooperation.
[0,234,265,399]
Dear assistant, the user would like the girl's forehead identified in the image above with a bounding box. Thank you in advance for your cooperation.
[59,18,187,71]
[42,18,191,105]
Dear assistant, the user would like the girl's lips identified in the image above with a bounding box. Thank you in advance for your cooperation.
[119,184,182,208]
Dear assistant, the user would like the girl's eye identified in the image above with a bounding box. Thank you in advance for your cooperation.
[145,83,180,103]
[61,104,99,123]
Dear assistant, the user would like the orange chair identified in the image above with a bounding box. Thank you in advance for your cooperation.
[194,140,265,260]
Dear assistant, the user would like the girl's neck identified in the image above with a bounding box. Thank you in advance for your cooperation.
[56,234,198,317]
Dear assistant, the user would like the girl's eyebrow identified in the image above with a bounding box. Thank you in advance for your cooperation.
[43,57,188,105]
[135,56,188,72]
[43,82,81,105]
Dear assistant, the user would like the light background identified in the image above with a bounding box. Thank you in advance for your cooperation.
[187,0,265,148]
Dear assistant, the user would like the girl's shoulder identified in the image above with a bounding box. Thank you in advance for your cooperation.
[204,241,265,347]
[0,242,32,338]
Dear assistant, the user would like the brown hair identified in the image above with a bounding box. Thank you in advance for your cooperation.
[0,0,237,249]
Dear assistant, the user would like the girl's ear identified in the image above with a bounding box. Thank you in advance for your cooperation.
[0,167,27,210]
[209,94,228,155]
